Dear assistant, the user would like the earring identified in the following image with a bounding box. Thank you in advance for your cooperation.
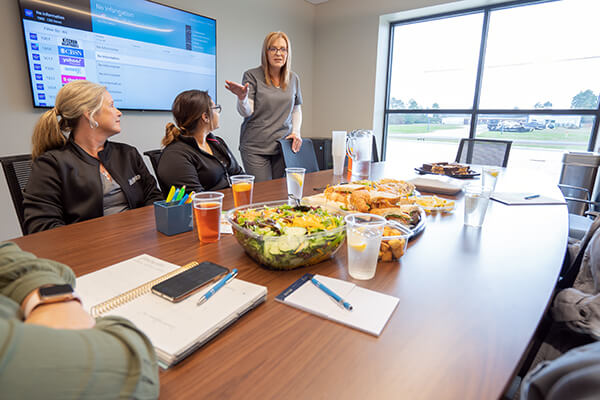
[89,119,99,129]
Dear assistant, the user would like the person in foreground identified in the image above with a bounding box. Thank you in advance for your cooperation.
[23,80,163,234]
[0,241,159,399]
[225,31,303,181]
[157,90,244,193]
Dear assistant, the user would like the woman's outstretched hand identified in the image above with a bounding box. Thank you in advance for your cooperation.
[285,133,303,153]
[225,81,249,101]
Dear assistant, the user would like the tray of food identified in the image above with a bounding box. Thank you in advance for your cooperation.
[226,200,346,270]
[415,162,479,178]
[413,195,456,213]
[303,178,425,239]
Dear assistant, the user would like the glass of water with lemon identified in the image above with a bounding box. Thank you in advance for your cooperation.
[344,213,386,280]
[482,167,499,191]
[285,168,305,204]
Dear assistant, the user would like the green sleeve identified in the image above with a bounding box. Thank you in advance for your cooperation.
[0,242,160,399]
[0,242,75,305]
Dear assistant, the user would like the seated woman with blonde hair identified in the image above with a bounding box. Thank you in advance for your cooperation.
[23,80,162,234]
[157,90,244,193]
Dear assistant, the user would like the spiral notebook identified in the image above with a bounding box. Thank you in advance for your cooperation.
[76,254,267,368]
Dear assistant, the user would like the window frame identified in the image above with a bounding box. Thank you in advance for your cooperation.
[382,0,600,160]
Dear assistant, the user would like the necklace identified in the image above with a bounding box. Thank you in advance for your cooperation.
[99,164,112,181]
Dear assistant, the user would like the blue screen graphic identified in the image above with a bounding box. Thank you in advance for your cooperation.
[19,0,217,110]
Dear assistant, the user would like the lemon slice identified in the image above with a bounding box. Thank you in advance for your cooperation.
[290,172,304,186]
[348,240,366,252]
[232,182,252,192]
[488,170,499,177]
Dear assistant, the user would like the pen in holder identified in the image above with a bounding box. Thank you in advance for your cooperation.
[154,200,193,236]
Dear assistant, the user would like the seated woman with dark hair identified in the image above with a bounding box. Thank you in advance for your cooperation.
[157,90,244,193]
[23,80,163,234]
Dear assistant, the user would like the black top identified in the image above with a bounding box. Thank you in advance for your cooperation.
[157,133,244,193]
[23,137,163,234]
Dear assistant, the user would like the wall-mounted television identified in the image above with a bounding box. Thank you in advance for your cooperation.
[18,0,216,111]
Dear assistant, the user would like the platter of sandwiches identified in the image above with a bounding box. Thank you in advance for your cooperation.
[303,179,426,238]
[415,162,479,178]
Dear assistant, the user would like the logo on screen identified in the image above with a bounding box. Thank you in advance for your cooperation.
[30,33,38,40]
[34,64,41,71]
[36,84,44,90]
[61,38,79,48]
[35,74,43,81]
[38,93,46,100]
[31,43,39,51]
[32,53,40,61]
[39,102,47,106]
[58,46,84,58]
[24,9,33,18]
[61,75,85,84]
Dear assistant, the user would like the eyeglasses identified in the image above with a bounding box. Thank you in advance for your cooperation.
[267,47,288,55]
[211,104,222,114]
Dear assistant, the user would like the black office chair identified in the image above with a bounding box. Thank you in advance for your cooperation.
[143,149,162,176]
[0,154,33,235]
[277,138,320,173]
[455,138,512,167]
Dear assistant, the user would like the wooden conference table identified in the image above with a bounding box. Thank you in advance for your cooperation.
[12,161,568,400]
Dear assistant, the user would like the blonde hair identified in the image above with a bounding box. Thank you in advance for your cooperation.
[162,90,213,147]
[261,31,291,90]
[31,80,106,159]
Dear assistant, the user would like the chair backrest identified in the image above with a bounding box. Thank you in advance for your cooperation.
[0,154,33,235]
[455,138,512,167]
[143,149,162,176]
[277,138,320,173]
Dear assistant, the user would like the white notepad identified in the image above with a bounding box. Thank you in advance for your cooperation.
[76,254,267,368]
[491,192,566,206]
[276,274,399,336]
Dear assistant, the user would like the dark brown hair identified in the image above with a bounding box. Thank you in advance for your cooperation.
[162,90,212,147]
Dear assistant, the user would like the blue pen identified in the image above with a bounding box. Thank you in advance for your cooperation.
[311,277,353,311]
[178,193,189,206]
[197,269,238,306]
[524,194,540,200]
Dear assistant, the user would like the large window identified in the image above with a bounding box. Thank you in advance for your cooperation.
[384,0,600,175]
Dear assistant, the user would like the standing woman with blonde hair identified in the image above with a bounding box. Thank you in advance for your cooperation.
[225,31,303,181]
[23,80,162,234]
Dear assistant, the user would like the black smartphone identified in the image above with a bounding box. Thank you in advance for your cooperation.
[151,262,228,302]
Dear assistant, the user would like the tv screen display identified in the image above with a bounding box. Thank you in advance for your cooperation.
[18,0,216,110]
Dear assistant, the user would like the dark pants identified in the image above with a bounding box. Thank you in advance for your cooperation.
[240,151,285,182]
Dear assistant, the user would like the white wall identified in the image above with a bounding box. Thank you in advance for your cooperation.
[0,0,315,240]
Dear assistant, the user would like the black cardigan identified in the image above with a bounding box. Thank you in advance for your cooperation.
[157,133,244,193]
[23,138,163,234]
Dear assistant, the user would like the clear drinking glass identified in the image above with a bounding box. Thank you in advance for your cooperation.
[481,167,500,191]
[192,192,224,242]
[344,213,386,280]
[285,167,305,203]
[464,184,492,227]
[332,130,347,176]
[230,175,255,208]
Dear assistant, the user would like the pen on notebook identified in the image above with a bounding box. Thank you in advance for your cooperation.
[524,194,540,200]
[165,186,176,202]
[197,269,238,306]
[178,193,190,206]
[311,277,353,311]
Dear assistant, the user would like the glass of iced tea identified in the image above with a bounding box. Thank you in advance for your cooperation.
[230,175,255,208]
[192,192,224,243]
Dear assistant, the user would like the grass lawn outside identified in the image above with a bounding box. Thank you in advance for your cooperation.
[387,123,590,150]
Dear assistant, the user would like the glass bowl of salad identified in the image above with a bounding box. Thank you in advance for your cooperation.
[226,200,346,270]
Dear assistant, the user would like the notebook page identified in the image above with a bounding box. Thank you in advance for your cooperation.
[76,254,179,313]
[104,279,267,356]
[282,275,399,336]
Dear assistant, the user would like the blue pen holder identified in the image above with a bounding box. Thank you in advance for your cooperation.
[154,200,193,236]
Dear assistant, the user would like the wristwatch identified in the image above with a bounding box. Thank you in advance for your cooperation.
[21,284,82,318]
